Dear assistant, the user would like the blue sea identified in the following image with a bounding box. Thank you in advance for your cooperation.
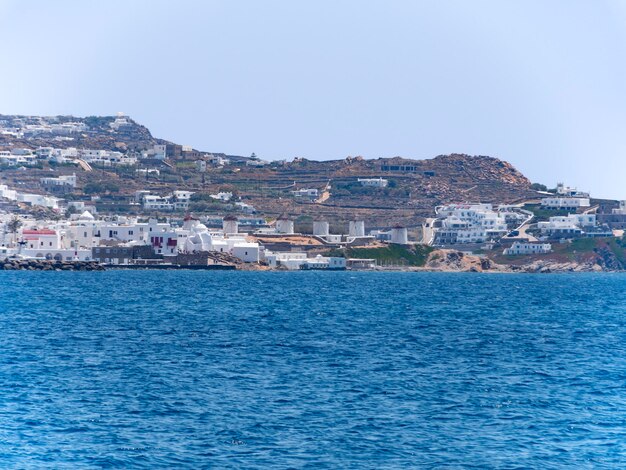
[1,271,626,468]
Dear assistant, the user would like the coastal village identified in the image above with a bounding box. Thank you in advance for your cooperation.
[2,113,626,272]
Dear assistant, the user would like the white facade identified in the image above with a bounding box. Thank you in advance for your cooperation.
[276,218,294,234]
[503,241,552,255]
[210,192,233,202]
[40,173,77,189]
[555,183,589,198]
[143,195,174,211]
[0,184,61,209]
[358,177,388,188]
[537,214,597,237]
[265,251,308,269]
[223,217,239,234]
[613,201,626,215]
[313,221,329,236]
[141,190,195,211]
[348,220,365,237]
[541,197,590,210]
[390,227,408,244]
[301,255,346,270]
[231,243,260,263]
[292,188,318,198]
[434,203,508,244]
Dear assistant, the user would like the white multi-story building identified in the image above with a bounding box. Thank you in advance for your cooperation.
[537,213,597,237]
[141,190,195,211]
[143,195,174,211]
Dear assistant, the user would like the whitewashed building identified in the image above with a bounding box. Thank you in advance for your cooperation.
[292,188,319,198]
[433,203,508,245]
[358,177,388,188]
[503,241,552,255]
[40,173,77,189]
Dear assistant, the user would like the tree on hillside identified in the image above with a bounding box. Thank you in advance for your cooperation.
[7,215,22,243]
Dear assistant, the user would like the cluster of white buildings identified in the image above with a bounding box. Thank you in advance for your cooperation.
[0,212,368,269]
[0,146,137,167]
[430,203,515,245]
[537,213,611,238]
[0,213,263,264]
[136,190,251,213]
[534,183,613,238]
[264,251,346,270]
[426,182,612,248]
[0,184,62,210]
[0,118,87,139]
[78,149,137,166]
[0,149,38,166]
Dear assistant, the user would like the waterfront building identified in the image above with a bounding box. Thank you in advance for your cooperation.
[301,255,347,270]
[503,241,552,255]
[432,203,508,245]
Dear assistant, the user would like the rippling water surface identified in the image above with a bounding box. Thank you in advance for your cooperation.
[1,271,626,468]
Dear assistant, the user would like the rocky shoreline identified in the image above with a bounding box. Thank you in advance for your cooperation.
[390,249,623,273]
[1,259,105,271]
[0,253,618,273]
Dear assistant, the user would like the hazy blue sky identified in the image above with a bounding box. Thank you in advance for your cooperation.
[2,1,626,197]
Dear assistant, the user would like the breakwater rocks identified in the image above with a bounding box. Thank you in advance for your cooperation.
[1,259,105,271]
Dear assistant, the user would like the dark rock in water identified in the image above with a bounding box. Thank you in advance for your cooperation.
[0,260,105,271]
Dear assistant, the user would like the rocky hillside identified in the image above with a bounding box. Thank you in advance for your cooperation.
[208,153,535,227]
[0,114,168,152]
[0,113,537,226]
